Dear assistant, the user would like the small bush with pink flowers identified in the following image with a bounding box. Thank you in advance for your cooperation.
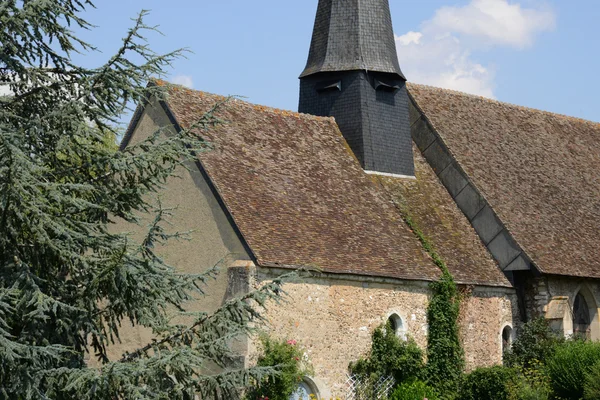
[245,335,313,400]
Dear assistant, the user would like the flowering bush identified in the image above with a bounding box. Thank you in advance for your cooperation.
[246,335,312,400]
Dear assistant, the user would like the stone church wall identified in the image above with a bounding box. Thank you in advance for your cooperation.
[526,275,600,340]
[116,97,520,397]
[459,286,519,368]
[253,268,518,397]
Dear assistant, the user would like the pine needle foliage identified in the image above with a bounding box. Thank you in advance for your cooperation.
[0,1,285,398]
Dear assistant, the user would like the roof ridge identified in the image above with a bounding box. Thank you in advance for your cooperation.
[161,80,336,123]
[407,82,600,126]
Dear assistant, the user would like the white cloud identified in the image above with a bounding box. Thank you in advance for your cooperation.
[398,32,497,98]
[396,31,423,46]
[171,75,194,89]
[428,0,555,49]
[396,0,555,98]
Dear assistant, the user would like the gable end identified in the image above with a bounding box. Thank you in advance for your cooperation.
[120,95,257,265]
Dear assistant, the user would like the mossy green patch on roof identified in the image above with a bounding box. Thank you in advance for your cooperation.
[163,84,441,281]
[377,145,510,287]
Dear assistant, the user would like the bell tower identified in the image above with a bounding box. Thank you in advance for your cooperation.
[299,0,414,177]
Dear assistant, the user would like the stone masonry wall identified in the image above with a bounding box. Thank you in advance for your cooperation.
[253,270,518,397]
[460,287,520,368]
[527,276,600,340]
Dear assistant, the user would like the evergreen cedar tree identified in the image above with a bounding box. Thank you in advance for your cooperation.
[0,1,289,398]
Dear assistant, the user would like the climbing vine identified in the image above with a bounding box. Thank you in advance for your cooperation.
[403,214,465,394]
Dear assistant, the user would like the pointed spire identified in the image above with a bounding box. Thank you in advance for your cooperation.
[299,0,414,177]
[300,0,405,80]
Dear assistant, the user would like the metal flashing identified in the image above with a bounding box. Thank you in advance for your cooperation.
[365,170,417,180]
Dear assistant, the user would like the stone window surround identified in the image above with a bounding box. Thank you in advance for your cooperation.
[299,375,329,400]
[500,324,515,356]
[387,311,408,340]
[543,282,600,340]
[570,284,600,340]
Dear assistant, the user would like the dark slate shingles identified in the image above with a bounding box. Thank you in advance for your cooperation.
[300,0,405,79]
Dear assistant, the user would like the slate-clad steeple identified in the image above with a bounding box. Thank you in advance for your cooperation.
[299,0,414,177]
[300,0,405,80]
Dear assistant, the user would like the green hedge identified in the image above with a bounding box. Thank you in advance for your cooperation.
[546,340,600,400]
[584,360,600,400]
[390,380,439,400]
[459,366,517,400]
[506,368,551,400]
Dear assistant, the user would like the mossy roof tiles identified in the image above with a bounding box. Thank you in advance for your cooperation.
[165,84,439,282]
[378,146,510,287]
[409,83,600,279]
[158,83,511,287]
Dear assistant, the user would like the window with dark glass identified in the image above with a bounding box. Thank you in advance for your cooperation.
[502,326,513,355]
[573,292,591,339]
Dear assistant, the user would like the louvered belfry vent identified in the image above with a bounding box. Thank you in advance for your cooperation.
[298,0,414,177]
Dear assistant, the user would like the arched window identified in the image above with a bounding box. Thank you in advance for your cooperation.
[573,292,592,339]
[290,377,319,400]
[502,325,513,354]
[387,313,407,340]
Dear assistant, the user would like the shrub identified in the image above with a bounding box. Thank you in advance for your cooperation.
[504,318,563,369]
[584,360,600,400]
[506,367,551,400]
[507,379,550,400]
[546,340,600,400]
[246,336,312,400]
[349,322,424,385]
[390,380,439,400]
[459,366,517,400]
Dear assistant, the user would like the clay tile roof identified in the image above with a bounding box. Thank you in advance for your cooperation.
[408,83,600,279]
[164,84,440,281]
[378,146,511,287]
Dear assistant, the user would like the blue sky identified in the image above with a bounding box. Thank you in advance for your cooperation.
[75,0,599,122]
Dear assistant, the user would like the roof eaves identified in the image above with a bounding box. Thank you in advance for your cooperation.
[258,261,437,283]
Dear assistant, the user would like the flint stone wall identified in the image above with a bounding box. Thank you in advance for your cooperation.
[252,268,518,397]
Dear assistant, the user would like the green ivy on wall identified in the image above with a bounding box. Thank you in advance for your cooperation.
[403,214,465,395]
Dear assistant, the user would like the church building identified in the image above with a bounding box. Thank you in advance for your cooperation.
[121,0,600,397]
